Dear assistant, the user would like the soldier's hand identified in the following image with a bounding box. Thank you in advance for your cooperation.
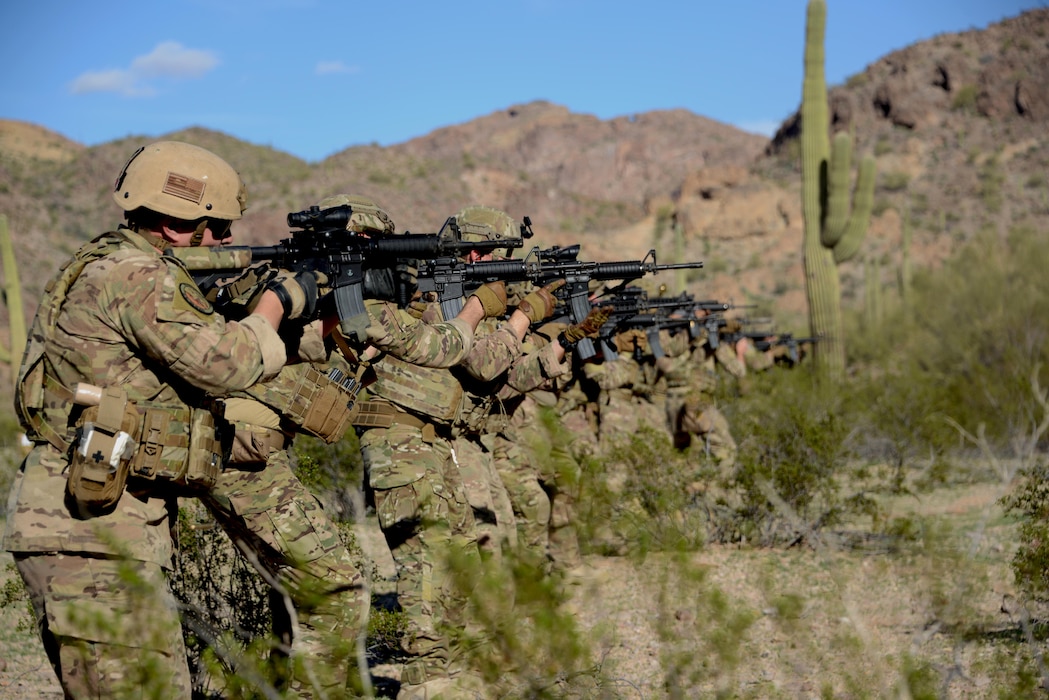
[615,328,647,353]
[405,299,429,320]
[517,279,565,323]
[267,269,326,320]
[564,305,612,342]
[471,280,508,318]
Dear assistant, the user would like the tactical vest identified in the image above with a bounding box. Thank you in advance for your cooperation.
[367,353,464,424]
[17,230,225,510]
[232,358,363,444]
[17,230,132,447]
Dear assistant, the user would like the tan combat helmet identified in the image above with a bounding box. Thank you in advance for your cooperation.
[113,141,248,222]
[315,193,396,234]
[452,205,516,244]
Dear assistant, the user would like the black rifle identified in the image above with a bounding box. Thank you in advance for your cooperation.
[722,330,820,365]
[171,204,527,343]
[418,247,703,359]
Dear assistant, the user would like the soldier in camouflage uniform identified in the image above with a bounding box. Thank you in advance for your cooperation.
[357,205,568,700]
[2,142,328,699]
[487,312,610,573]
[272,197,506,700]
[182,197,473,696]
[649,314,747,516]
[653,321,738,471]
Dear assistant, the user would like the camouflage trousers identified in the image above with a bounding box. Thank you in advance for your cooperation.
[16,552,192,699]
[359,423,481,682]
[665,391,737,470]
[491,421,582,571]
[452,435,517,559]
[199,447,368,695]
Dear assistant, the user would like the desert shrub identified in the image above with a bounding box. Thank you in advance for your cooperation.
[448,546,609,699]
[951,84,979,111]
[1001,457,1049,607]
[170,435,374,697]
[900,227,1049,446]
[576,424,710,555]
[880,171,911,192]
[728,371,881,546]
[172,502,281,697]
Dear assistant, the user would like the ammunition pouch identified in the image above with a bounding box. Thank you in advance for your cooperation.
[283,365,360,443]
[130,401,225,489]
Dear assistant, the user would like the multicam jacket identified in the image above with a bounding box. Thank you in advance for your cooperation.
[4,227,285,565]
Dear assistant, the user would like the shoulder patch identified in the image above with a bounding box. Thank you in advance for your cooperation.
[178,282,214,316]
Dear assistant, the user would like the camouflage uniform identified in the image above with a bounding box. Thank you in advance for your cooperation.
[199,340,367,696]
[649,326,736,472]
[358,311,523,690]
[487,333,574,568]
[4,225,288,698]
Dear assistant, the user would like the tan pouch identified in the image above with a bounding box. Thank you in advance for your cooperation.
[67,386,139,512]
[131,404,223,491]
[294,366,360,443]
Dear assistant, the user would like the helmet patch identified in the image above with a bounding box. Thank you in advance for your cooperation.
[162,172,206,204]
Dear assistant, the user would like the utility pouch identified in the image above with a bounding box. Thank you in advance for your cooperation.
[67,386,139,512]
[130,403,224,490]
[290,366,361,443]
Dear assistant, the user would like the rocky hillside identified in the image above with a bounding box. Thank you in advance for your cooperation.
[1,8,1046,341]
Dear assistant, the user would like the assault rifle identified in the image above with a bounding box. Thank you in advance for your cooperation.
[585,287,691,359]
[722,330,820,364]
[590,286,754,356]
[170,204,528,343]
[417,246,703,359]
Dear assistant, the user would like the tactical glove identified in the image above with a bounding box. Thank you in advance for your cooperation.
[267,269,327,320]
[471,280,508,318]
[517,279,565,323]
[563,305,612,343]
[614,328,648,354]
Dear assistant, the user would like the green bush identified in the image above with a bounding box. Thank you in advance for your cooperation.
[951,85,979,112]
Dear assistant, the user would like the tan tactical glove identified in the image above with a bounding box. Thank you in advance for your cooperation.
[614,328,648,354]
[471,280,508,318]
[267,269,327,320]
[516,279,566,323]
[562,306,612,343]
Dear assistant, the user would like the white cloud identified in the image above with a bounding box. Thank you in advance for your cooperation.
[736,119,782,137]
[68,41,218,97]
[131,41,219,78]
[315,60,360,75]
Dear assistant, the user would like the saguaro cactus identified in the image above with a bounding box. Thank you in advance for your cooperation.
[0,214,27,368]
[898,211,913,312]
[801,0,876,379]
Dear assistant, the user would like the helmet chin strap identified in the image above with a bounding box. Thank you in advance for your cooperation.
[190,218,209,246]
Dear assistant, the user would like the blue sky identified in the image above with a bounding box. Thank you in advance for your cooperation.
[0,0,1041,162]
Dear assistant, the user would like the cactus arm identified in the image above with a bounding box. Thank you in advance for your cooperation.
[824,133,853,246]
[833,155,876,264]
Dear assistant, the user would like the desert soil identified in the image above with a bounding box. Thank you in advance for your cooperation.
[0,479,1026,699]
